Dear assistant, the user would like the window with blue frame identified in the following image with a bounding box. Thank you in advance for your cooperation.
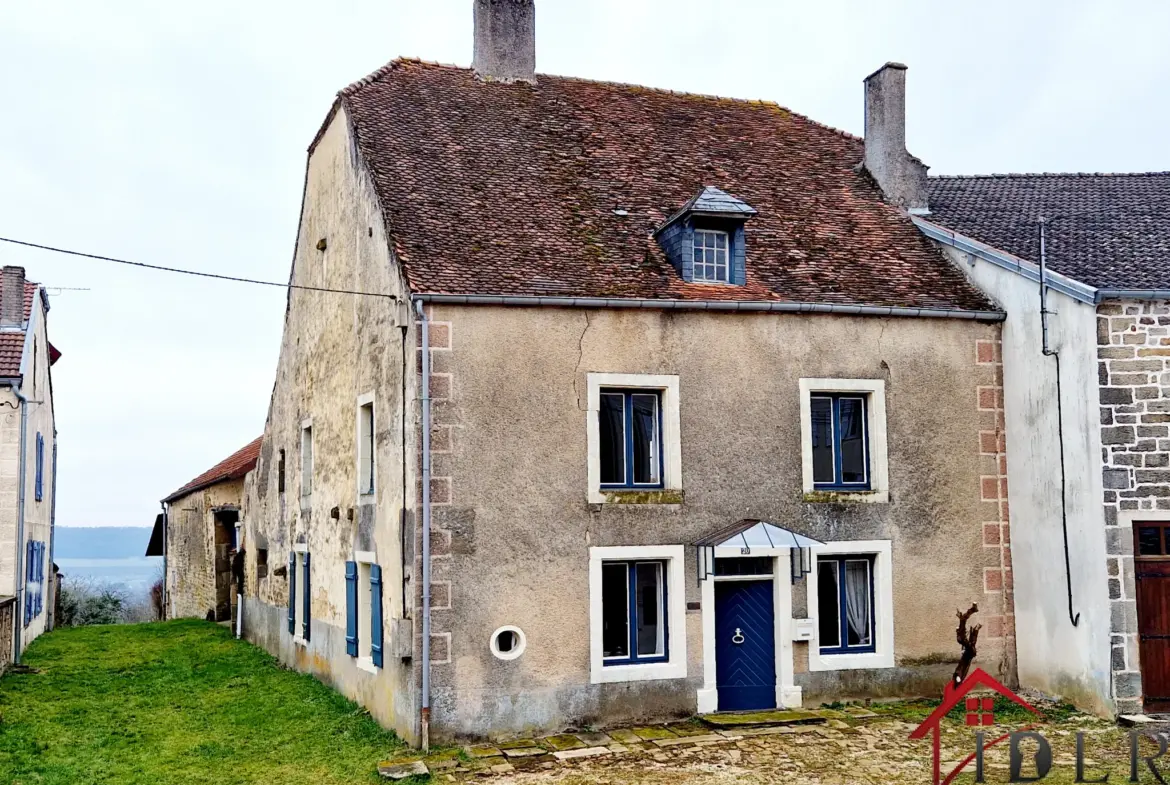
[601,560,667,665]
[810,394,869,489]
[817,556,876,655]
[599,390,662,488]
[35,432,43,502]
[692,229,730,283]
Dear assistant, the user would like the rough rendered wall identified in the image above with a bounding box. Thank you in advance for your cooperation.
[1098,299,1170,714]
[0,293,58,652]
[241,105,418,744]
[423,304,1009,738]
[936,244,1112,716]
[165,479,244,620]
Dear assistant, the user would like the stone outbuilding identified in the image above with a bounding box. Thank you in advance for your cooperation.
[918,172,1170,716]
[157,437,260,621]
[236,1,1020,746]
[0,265,60,662]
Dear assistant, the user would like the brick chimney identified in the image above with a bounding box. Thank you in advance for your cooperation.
[472,0,536,83]
[863,63,929,212]
[1,266,26,328]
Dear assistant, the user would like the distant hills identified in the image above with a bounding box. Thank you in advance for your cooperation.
[55,526,154,560]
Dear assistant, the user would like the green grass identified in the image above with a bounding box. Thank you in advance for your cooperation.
[0,620,409,784]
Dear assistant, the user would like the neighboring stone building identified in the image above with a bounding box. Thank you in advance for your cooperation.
[919,172,1170,715]
[158,437,260,621]
[239,1,1018,745]
[0,265,60,660]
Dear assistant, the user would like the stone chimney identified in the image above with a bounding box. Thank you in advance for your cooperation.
[1,266,26,328]
[472,0,536,83]
[863,63,929,212]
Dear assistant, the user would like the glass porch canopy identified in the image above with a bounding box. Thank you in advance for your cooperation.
[693,519,824,585]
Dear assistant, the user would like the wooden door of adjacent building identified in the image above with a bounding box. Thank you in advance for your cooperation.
[1134,522,1170,711]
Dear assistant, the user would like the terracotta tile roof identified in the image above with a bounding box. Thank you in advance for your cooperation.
[163,437,262,504]
[0,280,42,377]
[336,59,995,313]
[927,172,1170,291]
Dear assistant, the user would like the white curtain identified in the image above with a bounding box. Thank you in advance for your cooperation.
[844,561,871,645]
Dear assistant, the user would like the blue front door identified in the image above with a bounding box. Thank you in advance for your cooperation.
[715,580,776,712]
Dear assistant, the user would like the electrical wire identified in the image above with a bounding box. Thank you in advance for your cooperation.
[0,236,396,299]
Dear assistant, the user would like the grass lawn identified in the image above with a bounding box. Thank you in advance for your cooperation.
[0,619,408,785]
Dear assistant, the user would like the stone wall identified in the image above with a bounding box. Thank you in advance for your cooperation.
[239,104,419,745]
[1098,298,1170,714]
[165,479,245,620]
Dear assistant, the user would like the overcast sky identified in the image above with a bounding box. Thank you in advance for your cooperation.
[2,1,1167,529]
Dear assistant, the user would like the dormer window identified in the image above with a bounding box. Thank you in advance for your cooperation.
[654,186,755,286]
[692,229,730,283]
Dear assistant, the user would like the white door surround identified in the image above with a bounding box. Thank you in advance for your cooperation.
[698,547,801,714]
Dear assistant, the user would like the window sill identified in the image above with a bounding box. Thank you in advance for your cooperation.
[591,658,686,684]
[356,656,379,674]
[802,489,888,504]
[357,493,376,506]
[293,636,309,648]
[808,649,893,672]
[590,489,685,506]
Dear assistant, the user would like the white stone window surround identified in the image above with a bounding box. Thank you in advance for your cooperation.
[806,539,895,672]
[697,549,800,714]
[586,373,682,504]
[589,545,687,684]
[299,418,314,508]
[356,392,376,503]
[799,378,889,503]
[293,542,310,647]
[490,625,527,661]
[353,549,378,673]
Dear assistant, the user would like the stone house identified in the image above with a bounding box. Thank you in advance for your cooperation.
[0,265,60,660]
[158,437,260,621]
[239,0,1017,745]
[917,172,1170,716]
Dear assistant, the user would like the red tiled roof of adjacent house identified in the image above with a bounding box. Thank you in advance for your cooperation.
[0,280,43,377]
[163,437,263,503]
[335,59,995,313]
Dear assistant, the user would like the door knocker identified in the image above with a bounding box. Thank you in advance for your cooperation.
[732,627,745,645]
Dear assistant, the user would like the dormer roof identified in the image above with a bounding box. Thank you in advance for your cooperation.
[656,186,758,236]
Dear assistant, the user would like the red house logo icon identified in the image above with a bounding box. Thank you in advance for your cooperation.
[909,668,1041,785]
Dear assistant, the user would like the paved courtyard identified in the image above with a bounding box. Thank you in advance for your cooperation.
[388,700,1141,785]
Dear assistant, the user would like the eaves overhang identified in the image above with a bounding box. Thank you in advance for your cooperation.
[411,293,1005,322]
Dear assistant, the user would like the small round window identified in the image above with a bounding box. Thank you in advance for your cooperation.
[490,625,526,661]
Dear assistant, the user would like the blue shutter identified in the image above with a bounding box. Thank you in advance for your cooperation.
[345,561,358,657]
[24,541,33,626]
[370,564,384,668]
[34,543,42,616]
[301,552,311,641]
[287,551,296,635]
[34,433,43,502]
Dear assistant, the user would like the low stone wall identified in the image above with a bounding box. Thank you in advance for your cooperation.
[0,596,15,674]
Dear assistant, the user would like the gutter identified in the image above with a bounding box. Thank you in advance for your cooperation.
[1096,289,1170,303]
[912,216,1098,306]
[412,293,1004,322]
[11,384,28,664]
[414,298,432,752]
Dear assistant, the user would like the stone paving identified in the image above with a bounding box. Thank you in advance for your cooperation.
[380,702,1131,784]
